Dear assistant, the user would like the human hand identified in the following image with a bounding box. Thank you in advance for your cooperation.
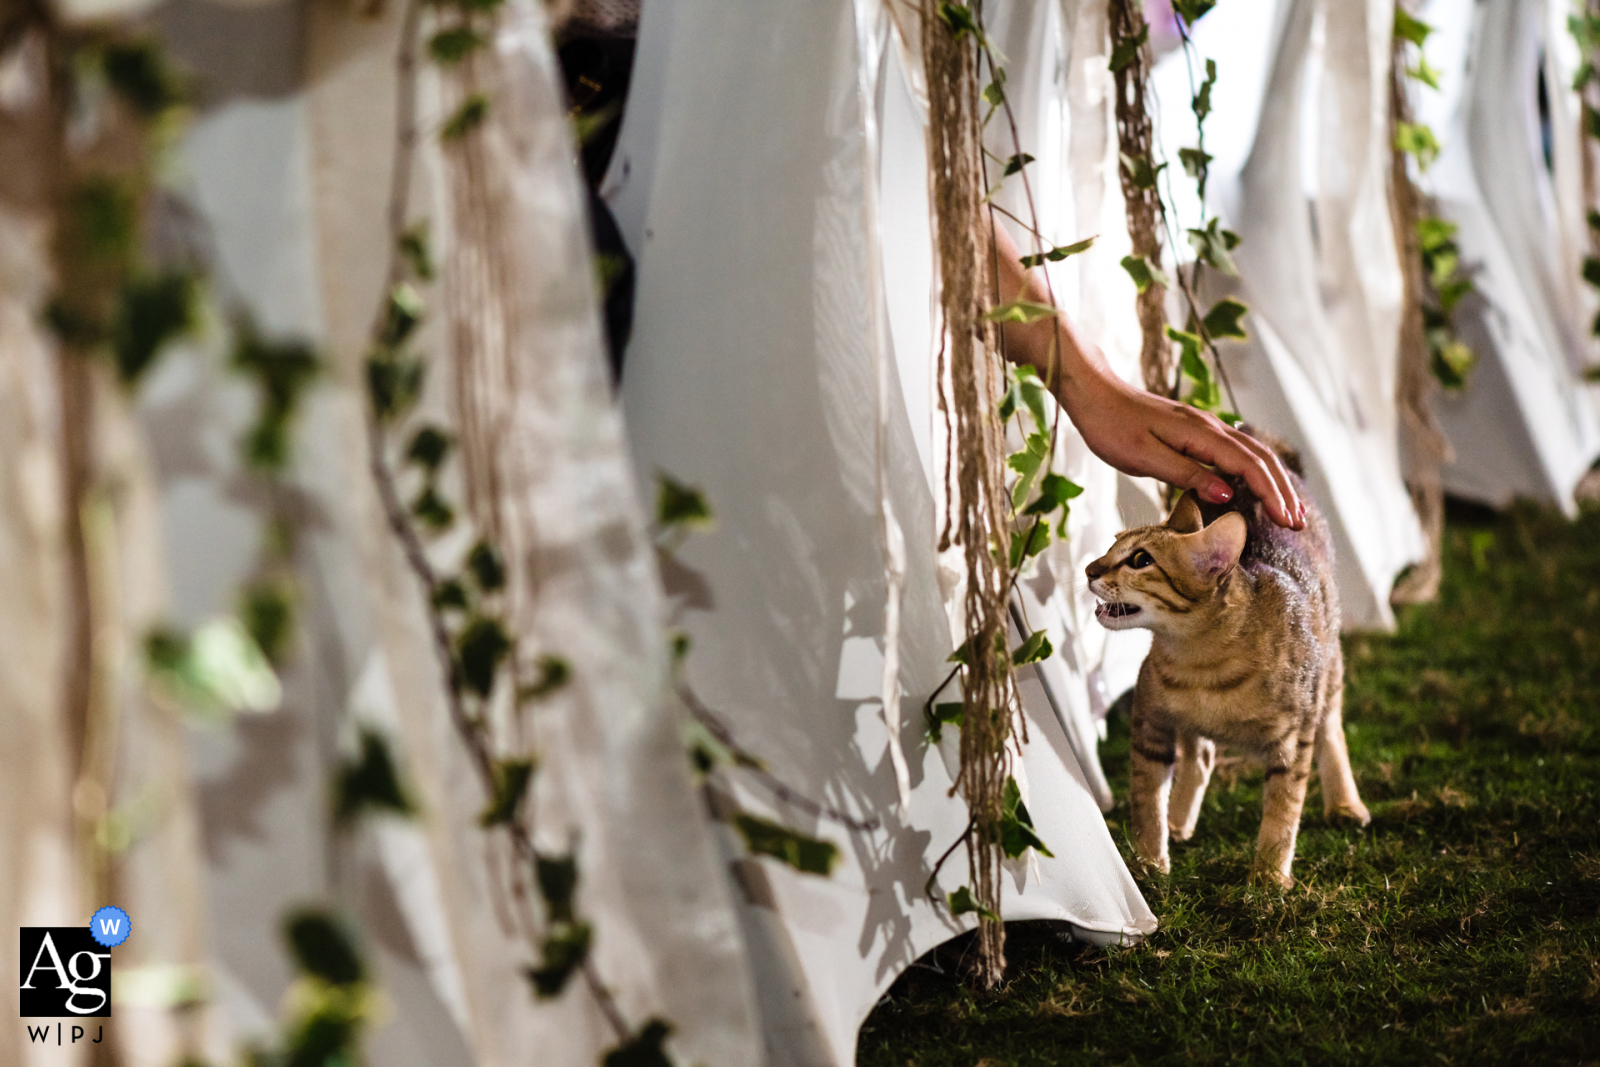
[1058,365,1305,530]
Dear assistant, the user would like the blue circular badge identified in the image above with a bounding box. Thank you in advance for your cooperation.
[89,906,131,948]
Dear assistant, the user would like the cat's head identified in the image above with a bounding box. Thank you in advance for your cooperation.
[1084,490,1247,633]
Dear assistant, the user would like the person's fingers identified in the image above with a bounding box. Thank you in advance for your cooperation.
[1134,434,1236,505]
[1228,428,1304,529]
[1151,410,1298,528]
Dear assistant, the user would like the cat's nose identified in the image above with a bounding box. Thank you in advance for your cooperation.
[1085,558,1108,580]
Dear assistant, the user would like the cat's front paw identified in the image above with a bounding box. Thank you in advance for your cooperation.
[1248,864,1293,890]
[1326,800,1372,827]
[1134,853,1171,878]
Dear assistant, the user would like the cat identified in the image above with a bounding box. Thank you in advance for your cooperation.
[1085,458,1370,888]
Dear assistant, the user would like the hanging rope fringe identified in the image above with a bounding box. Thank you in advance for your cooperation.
[1108,0,1173,399]
[1388,12,1453,605]
[919,0,1019,989]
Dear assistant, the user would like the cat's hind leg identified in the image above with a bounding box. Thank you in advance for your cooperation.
[1168,733,1215,842]
[1314,648,1371,825]
[1129,695,1176,874]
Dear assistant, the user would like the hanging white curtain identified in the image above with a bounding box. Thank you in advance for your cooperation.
[0,17,224,1067]
[1416,0,1600,512]
[607,0,1156,1063]
[1152,0,1427,631]
[135,0,766,1065]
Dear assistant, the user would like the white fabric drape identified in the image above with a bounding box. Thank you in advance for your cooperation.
[1417,0,1600,512]
[1153,0,1427,630]
[607,1,1157,1063]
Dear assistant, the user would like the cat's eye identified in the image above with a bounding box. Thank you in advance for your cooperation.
[1126,549,1154,570]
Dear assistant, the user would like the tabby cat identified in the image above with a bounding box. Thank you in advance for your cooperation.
[1085,468,1370,887]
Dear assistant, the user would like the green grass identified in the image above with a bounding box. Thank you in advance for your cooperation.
[859,501,1600,1066]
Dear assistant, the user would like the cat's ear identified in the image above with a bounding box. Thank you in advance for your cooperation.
[1186,511,1246,578]
[1166,490,1204,534]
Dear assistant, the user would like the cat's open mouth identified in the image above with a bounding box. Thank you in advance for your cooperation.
[1096,602,1141,620]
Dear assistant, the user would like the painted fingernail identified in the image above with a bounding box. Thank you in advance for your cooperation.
[1207,480,1232,502]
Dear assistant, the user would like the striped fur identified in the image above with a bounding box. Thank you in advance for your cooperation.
[1086,472,1370,888]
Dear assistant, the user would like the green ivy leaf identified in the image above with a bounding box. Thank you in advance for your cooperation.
[1193,58,1217,122]
[536,852,580,924]
[1583,257,1600,290]
[1415,217,1459,259]
[68,176,137,267]
[477,757,536,827]
[1172,0,1216,25]
[1395,121,1440,170]
[411,485,455,531]
[1121,254,1169,294]
[1187,217,1240,277]
[1002,152,1034,177]
[283,909,365,986]
[428,28,484,65]
[366,352,425,423]
[1007,433,1048,508]
[1436,277,1472,314]
[1011,628,1053,666]
[656,473,714,530]
[456,616,511,698]
[527,922,591,998]
[1178,146,1213,180]
[1202,297,1250,341]
[146,617,282,716]
[112,270,199,386]
[101,40,186,119]
[1022,471,1083,517]
[1008,521,1051,569]
[1430,336,1475,390]
[1018,235,1096,268]
[405,426,452,471]
[1587,209,1600,232]
[518,654,570,701]
[332,728,417,827]
[432,577,470,612]
[441,94,489,141]
[240,578,296,667]
[1408,55,1442,90]
[1582,363,1600,382]
[938,1,980,38]
[947,885,999,922]
[270,345,352,474]
[926,701,964,743]
[733,813,839,876]
[1393,8,1433,47]
[999,775,1054,858]
[983,299,1057,324]
[465,540,506,591]
[380,282,425,348]
[1109,23,1148,73]
[400,222,435,281]
[603,1020,675,1067]
[1119,151,1165,190]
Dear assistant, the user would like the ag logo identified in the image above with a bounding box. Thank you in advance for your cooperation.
[19,928,113,1017]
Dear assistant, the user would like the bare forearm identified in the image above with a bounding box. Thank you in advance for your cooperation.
[987,217,1304,529]
[991,224,1109,401]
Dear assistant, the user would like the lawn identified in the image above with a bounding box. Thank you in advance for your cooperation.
[858,500,1600,1066]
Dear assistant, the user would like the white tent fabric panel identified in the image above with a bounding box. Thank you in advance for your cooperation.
[609,0,1156,1063]
[1416,0,1600,512]
[140,4,480,1065]
[129,2,767,1067]
[1153,0,1427,630]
